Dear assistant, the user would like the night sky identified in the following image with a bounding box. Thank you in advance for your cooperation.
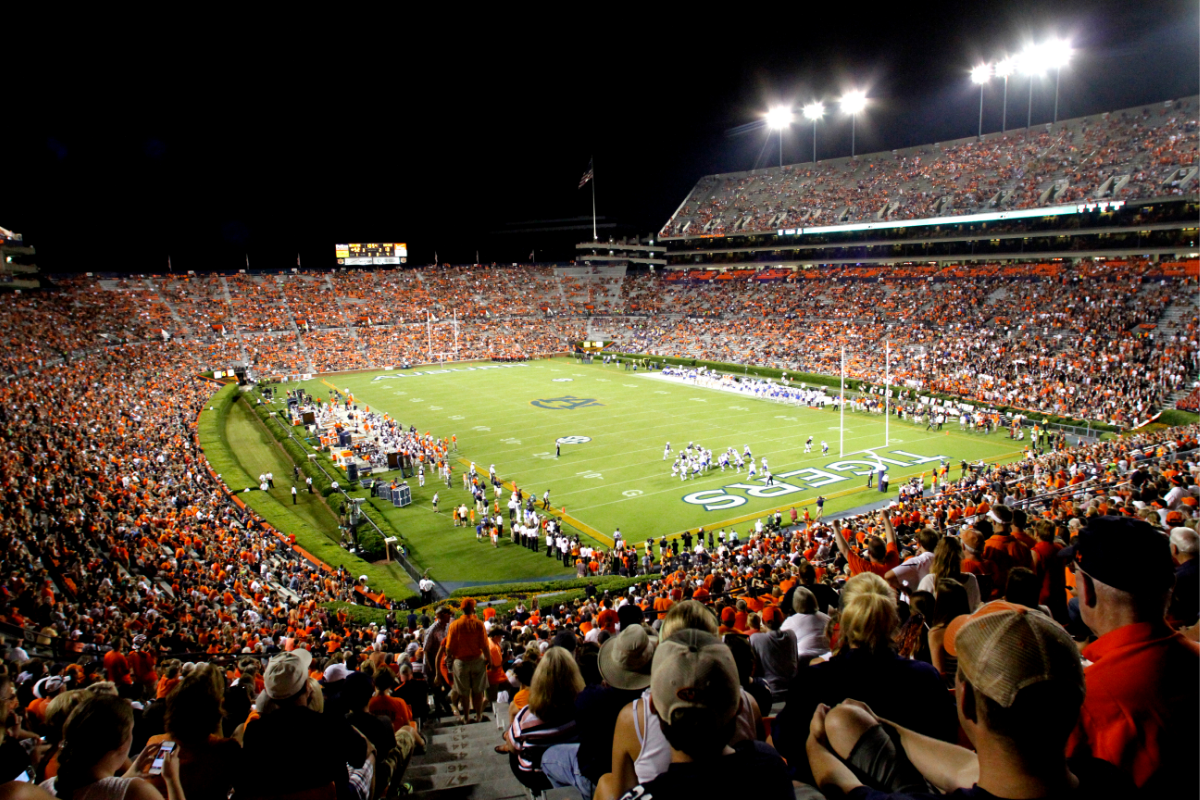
[3,1,1196,273]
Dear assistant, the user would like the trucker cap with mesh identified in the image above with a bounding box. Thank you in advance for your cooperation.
[943,600,1083,708]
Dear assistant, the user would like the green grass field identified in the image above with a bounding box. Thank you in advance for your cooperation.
[275,357,1023,584]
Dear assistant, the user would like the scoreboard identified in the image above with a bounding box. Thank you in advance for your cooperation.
[335,243,408,266]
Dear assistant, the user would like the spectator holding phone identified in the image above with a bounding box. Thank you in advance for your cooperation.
[143,665,239,800]
[40,694,183,800]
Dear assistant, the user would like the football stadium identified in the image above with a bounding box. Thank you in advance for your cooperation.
[0,11,1198,800]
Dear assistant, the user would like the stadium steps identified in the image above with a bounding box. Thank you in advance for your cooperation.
[218,277,251,362]
[146,277,195,337]
[323,274,371,364]
[275,276,316,372]
[405,714,530,800]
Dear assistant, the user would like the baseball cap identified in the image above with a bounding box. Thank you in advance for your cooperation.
[944,601,1083,708]
[598,624,658,690]
[323,663,351,684]
[264,648,313,700]
[1059,515,1175,595]
[650,630,740,726]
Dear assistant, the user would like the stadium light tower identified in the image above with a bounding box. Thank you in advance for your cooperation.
[803,101,825,163]
[1042,39,1072,125]
[1018,44,1048,134]
[766,106,794,167]
[840,91,868,157]
[971,63,991,138]
[995,57,1015,132]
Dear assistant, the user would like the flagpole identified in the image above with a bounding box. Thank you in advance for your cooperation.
[840,346,845,457]
[591,156,597,241]
[885,340,890,447]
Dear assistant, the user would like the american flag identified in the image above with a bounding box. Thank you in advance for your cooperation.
[578,159,594,189]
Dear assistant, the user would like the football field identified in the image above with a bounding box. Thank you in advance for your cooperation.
[293,357,1022,557]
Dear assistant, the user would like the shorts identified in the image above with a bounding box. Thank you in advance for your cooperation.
[453,656,488,697]
[845,723,933,795]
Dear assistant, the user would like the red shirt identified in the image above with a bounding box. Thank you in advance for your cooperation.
[1067,622,1200,787]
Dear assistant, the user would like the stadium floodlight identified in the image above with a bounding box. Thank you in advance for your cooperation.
[1016,39,1072,131]
[1017,44,1045,133]
[971,64,991,138]
[1041,39,1072,125]
[766,106,794,129]
[839,91,868,158]
[803,101,825,162]
[839,90,867,115]
[995,57,1015,132]
[765,106,794,168]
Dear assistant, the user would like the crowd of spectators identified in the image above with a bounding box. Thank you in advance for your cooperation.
[0,254,1195,799]
[4,417,1195,799]
[661,99,1197,238]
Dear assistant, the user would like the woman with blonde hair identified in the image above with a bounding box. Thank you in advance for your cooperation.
[770,572,957,783]
[504,648,583,792]
[916,536,981,610]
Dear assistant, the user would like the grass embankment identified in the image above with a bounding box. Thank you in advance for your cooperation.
[197,384,416,602]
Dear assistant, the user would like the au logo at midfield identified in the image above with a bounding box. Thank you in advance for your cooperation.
[531,396,604,410]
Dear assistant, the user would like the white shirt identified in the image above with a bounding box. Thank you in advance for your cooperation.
[782,611,832,659]
[890,550,935,590]
[918,571,982,611]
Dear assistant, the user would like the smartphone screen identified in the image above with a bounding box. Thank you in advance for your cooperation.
[148,741,176,775]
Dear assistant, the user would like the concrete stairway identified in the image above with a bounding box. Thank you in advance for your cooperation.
[405,710,525,800]
[405,704,583,800]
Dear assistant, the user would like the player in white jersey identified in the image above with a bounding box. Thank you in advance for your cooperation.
[804,436,813,454]
[821,440,829,455]
[761,456,768,471]
[691,460,703,479]
[747,460,757,478]
[735,454,745,472]
[663,441,671,460]
[718,452,728,471]
[670,462,679,479]
[744,445,753,460]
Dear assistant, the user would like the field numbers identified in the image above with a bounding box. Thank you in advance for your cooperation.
[775,415,798,421]
[576,470,603,480]
[531,452,555,460]
[595,378,610,382]
[500,437,522,445]
[393,391,407,396]
[428,405,443,410]
[409,397,423,402]
[472,426,491,432]
[729,405,748,411]
[654,391,669,395]
[622,489,643,497]
[448,415,465,421]
[689,398,707,403]
[622,384,639,388]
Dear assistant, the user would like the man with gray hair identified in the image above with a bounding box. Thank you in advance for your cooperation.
[1168,525,1198,626]
[782,586,831,661]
